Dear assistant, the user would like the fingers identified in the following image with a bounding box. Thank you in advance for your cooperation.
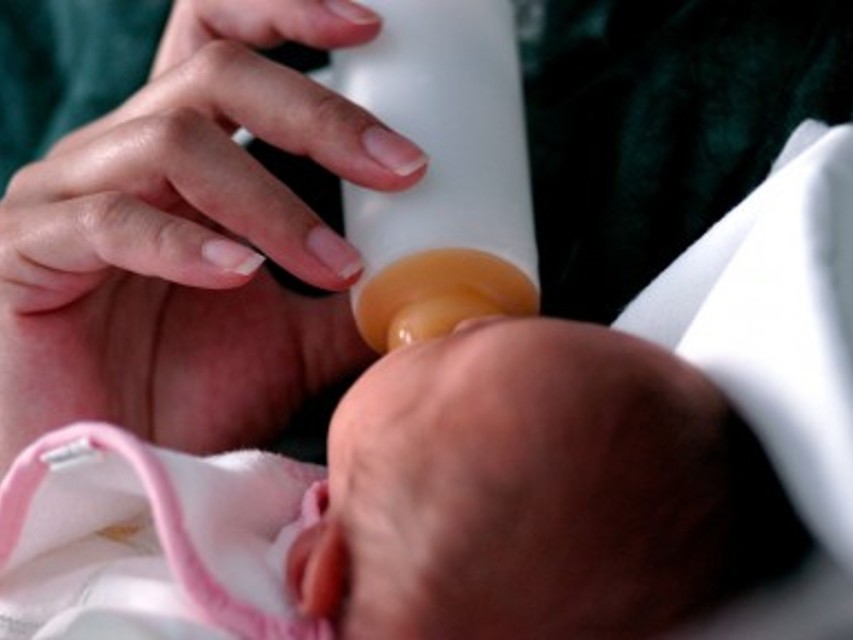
[198,0,382,49]
[7,36,429,309]
[152,0,382,77]
[9,109,366,290]
[55,43,427,191]
[0,193,269,313]
[163,43,427,186]
[16,44,429,293]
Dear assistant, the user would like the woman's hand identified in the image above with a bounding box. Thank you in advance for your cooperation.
[0,38,427,473]
[151,0,382,77]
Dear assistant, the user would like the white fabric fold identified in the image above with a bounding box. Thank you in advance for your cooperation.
[615,120,853,637]
[615,121,853,570]
[0,423,331,640]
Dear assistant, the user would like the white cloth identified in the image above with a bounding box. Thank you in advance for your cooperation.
[614,120,853,637]
[0,422,332,640]
[615,120,853,568]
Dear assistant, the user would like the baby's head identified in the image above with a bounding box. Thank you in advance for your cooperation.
[288,317,733,639]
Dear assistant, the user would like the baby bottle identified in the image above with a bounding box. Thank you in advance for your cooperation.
[332,0,540,353]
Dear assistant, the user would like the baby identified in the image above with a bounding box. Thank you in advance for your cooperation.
[288,316,745,639]
[0,317,804,639]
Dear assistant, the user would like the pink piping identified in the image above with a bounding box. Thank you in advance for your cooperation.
[0,422,329,639]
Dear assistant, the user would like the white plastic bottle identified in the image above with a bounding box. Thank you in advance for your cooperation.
[332,0,540,353]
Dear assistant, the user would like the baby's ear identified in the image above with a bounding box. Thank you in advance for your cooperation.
[286,518,350,619]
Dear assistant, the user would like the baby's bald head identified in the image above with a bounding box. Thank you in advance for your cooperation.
[291,318,733,639]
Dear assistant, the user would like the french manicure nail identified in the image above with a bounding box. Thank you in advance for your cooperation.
[324,0,381,25]
[306,226,363,280]
[361,125,429,177]
[202,239,266,275]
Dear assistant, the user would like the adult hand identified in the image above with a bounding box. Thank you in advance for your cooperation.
[0,41,427,474]
[151,0,382,77]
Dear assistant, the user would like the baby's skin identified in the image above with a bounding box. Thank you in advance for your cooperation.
[288,316,736,639]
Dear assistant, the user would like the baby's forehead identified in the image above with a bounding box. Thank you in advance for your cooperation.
[331,319,559,492]
[362,320,525,394]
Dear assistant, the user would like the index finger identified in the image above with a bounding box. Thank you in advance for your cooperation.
[67,42,429,191]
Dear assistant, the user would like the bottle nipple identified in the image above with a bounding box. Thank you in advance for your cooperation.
[353,248,540,353]
[386,292,503,350]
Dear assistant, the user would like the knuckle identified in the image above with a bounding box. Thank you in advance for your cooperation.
[75,191,143,254]
[4,161,45,200]
[150,217,187,261]
[187,40,249,84]
[312,91,371,134]
[138,107,206,152]
[77,191,187,263]
[77,191,134,239]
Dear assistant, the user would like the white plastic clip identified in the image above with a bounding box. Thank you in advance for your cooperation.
[39,437,102,472]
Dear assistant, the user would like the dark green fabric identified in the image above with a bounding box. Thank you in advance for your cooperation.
[527,0,853,322]
[0,0,169,183]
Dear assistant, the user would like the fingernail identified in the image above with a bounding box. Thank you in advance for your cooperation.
[324,0,381,25]
[306,226,363,280]
[202,239,266,275]
[361,126,428,177]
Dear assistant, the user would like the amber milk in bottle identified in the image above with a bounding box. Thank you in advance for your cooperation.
[332,0,539,352]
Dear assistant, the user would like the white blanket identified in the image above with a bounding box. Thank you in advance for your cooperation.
[0,422,332,639]
[615,120,853,638]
